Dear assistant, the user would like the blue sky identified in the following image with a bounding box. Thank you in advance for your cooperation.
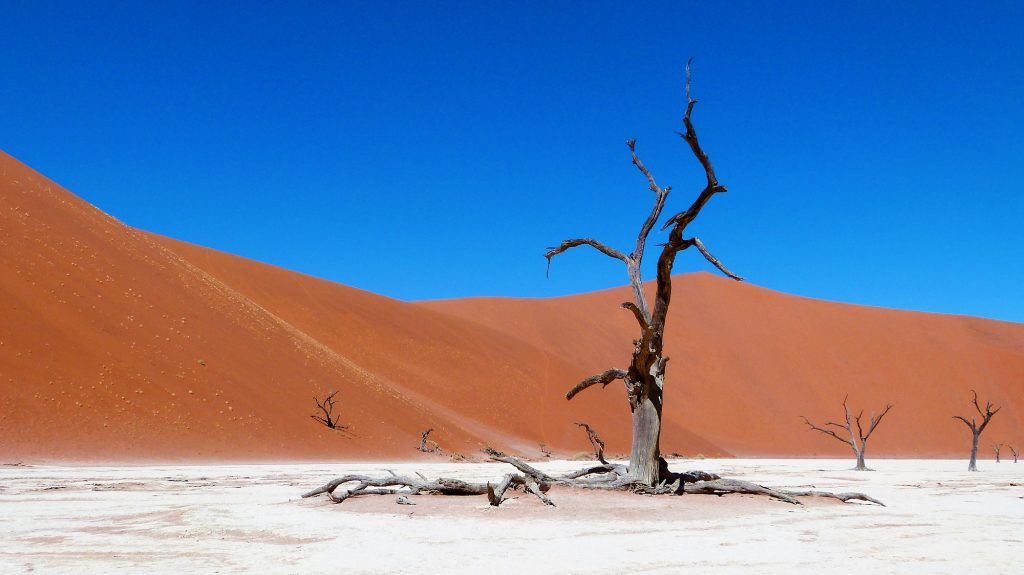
[3,1,1022,322]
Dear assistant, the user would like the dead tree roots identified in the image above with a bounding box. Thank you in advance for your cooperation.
[302,448,884,507]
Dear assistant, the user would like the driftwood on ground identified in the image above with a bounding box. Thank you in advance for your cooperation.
[302,448,885,508]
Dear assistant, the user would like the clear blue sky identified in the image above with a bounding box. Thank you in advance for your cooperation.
[3,1,1022,322]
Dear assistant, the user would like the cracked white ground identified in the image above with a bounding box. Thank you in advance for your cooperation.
[2,459,1021,574]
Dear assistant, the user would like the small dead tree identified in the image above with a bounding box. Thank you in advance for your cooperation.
[310,391,348,431]
[994,443,1003,463]
[801,396,893,471]
[418,428,438,453]
[1008,445,1019,463]
[953,390,1000,472]
[575,422,608,464]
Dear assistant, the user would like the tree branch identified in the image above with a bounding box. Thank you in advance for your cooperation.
[483,448,557,483]
[863,404,894,440]
[971,389,984,418]
[952,415,976,431]
[659,59,727,234]
[621,302,650,332]
[649,60,738,333]
[565,368,628,400]
[575,422,609,464]
[544,239,629,277]
[627,139,671,264]
[688,237,743,280]
[801,416,852,447]
[959,389,1000,434]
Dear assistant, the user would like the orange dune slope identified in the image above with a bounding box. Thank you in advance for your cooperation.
[1,149,1022,462]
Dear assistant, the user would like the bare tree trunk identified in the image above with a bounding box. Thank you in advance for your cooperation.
[968,432,980,471]
[628,391,663,484]
[854,449,867,471]
[994,443,1002,463]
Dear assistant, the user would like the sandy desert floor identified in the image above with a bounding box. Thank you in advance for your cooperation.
[1,458,1021,574]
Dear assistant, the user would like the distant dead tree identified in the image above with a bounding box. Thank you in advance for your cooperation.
[310,391,348,431]
[574,422,609,464]
[538,443,553,458]
[303,62,884,508]
[418,428,438,453]
[994,443,1003,463]
[953,390,1000,472]
[801,396,893,471]
[1008,445,1019,463]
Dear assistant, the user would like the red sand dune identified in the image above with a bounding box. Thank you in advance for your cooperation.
[2,149,1022,462]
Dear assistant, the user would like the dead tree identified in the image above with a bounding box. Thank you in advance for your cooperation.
[801,396,893,471]
[953,390,1000,472]
[1009,445,1019,463]
[575,422,608,464]
[547,60,743,486]
[994,443,1003,463]
[310,391,348,431]
[304,62,884,508]
[418,429,437,453]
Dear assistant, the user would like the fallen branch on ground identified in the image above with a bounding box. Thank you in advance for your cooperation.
[302,449,884,507]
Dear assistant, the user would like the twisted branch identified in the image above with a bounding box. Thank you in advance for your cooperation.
[565,368,628,400]
[575,421,609,464]
[544,239,629,277]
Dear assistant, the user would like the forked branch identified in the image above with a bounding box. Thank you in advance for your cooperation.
[801,416,848,445]
[658,59,728,235]
[953,389,1001,433]
[627,139,672,265]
